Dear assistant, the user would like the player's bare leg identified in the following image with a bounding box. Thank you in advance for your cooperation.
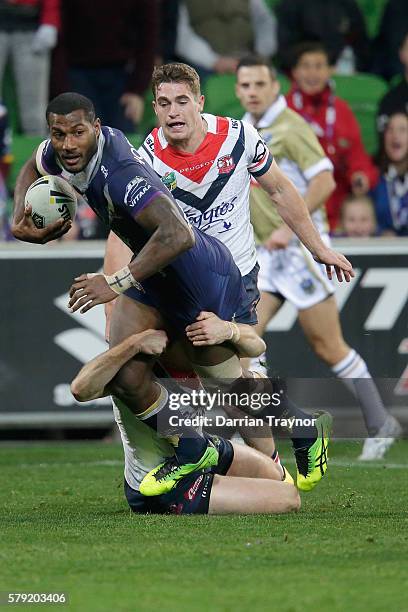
[242,291,283,373]
[209,443,300,514]
[298,295,401,458]
[109,295,219,493]
[297,295,349,366]
[109,295,166,409]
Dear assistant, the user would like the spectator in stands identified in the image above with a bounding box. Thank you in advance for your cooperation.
[0,100,12,240]
[372,112,408,236]
[0,0,59,135]
[175,0,277,82]
[371,0,408,81]
[158,0,179,64]
[340,195,377,237]
[276,0,371,74]
[286,42,379,232]
[377,31,408,132]
[59,0,158,132]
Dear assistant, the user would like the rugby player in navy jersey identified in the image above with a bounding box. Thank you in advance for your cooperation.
[12,92,353,495]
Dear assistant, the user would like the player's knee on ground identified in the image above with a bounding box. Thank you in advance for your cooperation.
[286,484,301,512]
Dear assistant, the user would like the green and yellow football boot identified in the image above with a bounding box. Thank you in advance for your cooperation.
[295,411,333,492]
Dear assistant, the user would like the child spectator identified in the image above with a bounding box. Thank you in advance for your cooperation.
[286,42,379,232]
[340,195,377,237]
[372,111,408,236]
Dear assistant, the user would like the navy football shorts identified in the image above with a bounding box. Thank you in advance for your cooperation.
[125,261,260,332]
[124,434,234,515]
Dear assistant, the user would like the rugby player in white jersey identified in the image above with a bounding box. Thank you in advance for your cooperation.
[71,327,300,515]
[235,55,402,460]
[104,62,354,491]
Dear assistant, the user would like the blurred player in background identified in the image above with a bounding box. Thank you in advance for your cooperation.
[235,55,402,459]
[71,327,300,515]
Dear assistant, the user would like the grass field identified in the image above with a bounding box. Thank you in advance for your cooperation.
[1,440,407,611]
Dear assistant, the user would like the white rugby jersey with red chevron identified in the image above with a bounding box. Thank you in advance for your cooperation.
[138,113,273,276]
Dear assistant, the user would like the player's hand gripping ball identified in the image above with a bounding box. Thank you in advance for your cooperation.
[24,175,77,229]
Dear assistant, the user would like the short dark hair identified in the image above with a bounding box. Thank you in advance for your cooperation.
[152,63,201,99]
[236,54,277,79]
[46,92,96,123]
[290,41,333,69]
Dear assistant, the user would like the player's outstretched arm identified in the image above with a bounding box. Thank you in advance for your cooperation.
[69,193,195,314]
[11,150,72,243]
[185,312,266,357]
[264,170,335,250]
[71,330,168,401]
[257,160,354,282]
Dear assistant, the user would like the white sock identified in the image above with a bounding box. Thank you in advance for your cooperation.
[332,349,388,435]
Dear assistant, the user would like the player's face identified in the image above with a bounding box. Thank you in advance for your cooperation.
[292,52,332,95]
[235,65,279,120]
[384,113,408,163]
[48,110,101,173]
[342,201,376,237]
[153,82,205,145]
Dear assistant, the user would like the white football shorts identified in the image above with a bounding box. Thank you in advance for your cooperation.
[257,236,335,310]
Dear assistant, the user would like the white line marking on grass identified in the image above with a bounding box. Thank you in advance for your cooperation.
[284,458,408,469]
[16,460,123,469]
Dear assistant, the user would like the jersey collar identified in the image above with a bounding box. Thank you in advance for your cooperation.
[242,95,287,129]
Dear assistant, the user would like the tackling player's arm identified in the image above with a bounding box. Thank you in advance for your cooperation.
[69,192,195,313]
[71,330,168,401]
[257,160,353,282]
[11,149,72,243]
[185,311,266,358]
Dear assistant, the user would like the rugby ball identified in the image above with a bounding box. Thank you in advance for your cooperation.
[25,175,77,229]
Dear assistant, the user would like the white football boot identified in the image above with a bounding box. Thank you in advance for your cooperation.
[358,415,403,461]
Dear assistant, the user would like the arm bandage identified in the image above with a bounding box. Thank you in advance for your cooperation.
[104,265,143,294]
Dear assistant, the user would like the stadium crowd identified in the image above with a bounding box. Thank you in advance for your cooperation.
[1,0,408,238]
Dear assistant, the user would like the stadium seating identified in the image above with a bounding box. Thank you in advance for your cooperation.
[331,73,388,153]
[203,72,290,120]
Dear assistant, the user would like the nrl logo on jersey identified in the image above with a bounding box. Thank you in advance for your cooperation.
[217,154,235,174]
[162,171,177,191]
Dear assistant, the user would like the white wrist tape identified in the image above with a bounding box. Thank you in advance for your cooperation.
[104,265,143,294]
[227,321,241,344]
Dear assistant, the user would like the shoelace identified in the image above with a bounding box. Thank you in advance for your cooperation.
[155,458,181,482]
